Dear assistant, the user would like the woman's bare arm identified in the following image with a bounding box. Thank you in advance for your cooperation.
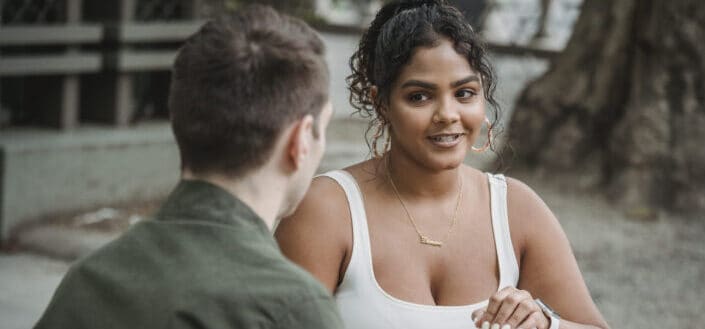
[509,177,609,328]
[275,176,353,293]
[474,178,609,329]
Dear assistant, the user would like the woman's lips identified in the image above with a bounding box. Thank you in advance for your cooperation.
[427,133,464,148]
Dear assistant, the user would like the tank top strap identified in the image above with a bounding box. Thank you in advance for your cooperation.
[486,173,520,288]
[316,170,371,289]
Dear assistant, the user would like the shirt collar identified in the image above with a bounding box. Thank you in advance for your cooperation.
[155,179,272,238]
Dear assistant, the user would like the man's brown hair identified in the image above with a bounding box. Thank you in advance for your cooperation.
[169,5,329,177]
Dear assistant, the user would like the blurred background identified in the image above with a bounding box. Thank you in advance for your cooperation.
[0,1,703,328]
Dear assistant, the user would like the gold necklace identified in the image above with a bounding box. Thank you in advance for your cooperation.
[386,157,463,247]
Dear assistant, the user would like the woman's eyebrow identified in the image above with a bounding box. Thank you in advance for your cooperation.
[451,75,480,88]
[400,75,480,90]
[400,80,437,89]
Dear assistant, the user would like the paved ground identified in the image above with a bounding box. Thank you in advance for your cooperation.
[520,173,705,329]
[0,253,68,329]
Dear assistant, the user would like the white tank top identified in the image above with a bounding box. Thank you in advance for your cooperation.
[320,170,520,329]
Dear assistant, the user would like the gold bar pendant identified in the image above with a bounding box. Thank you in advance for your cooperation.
[420,236,442,247]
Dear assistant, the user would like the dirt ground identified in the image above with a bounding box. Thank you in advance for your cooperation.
[518,171,705,329]
[8,170,705,329]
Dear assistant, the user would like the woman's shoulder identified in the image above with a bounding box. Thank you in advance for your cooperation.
[502,176,554,220]
[294,174,351,220]
[274,168,355,253]
[277,160,378,229]
[314,159,377,195]
[341,158,381,181]
[275,167,359,293]
[470,168,550,215]
[500,175,563,250]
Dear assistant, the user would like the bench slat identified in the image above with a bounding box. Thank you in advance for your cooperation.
[0,25,103,46]
[116,50,177,71]
[0,54,101,76]
[117,21,204,43]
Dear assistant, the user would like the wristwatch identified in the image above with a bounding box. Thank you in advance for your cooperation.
[535,299,560,329]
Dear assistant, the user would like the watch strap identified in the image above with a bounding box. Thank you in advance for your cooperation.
[535,298,560,329]
[548,316,560,329]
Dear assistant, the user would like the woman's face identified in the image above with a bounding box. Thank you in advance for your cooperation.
[385,38,486,171]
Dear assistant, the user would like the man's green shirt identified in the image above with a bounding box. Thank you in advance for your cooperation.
[34,180,343,329]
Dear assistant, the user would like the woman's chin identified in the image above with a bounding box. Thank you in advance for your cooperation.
[439,160,465,170]
[424,153,466,171]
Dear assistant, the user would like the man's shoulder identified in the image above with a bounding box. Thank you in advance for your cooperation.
[168,232,342,328]
[36,219,342,328]
[260,263,343,328]
[244,251,332,301]
[225,247,342,327]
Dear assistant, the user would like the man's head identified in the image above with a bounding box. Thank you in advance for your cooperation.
[169,5,330,180]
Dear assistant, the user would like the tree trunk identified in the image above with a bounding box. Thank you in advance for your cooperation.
[506,0,705,214]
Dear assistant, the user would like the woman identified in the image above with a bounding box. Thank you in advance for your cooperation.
[275,1,609,328]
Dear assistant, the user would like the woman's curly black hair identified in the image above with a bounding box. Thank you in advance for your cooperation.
[347,0,501,154]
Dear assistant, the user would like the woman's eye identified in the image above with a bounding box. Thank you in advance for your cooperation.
[456,89,477,99]
[408,93,430,103]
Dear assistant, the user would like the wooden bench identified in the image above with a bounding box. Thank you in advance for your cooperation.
[0,0,104,130]
[1,0,204,129]
[81,15,203,126]
[111,22,203,70]
[0,23,103,129]
[0,25,102,76]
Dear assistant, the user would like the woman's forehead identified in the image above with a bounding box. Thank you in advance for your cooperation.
[397,40,477,84]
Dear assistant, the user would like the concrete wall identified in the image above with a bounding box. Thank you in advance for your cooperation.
[0,124,180,240]
[0,119,370,243]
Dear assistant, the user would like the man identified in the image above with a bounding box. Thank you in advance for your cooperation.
[34,5,341,329]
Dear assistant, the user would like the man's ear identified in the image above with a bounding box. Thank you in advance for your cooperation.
[287,114,315,170]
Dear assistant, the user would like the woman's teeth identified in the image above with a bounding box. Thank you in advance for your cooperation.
[431,135,459,142]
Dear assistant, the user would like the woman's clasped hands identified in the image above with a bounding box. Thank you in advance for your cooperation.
[472,287,550,329]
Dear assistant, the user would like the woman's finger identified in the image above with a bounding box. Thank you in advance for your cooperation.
[516,310,549,329]
[492,289,533,327]
[504,298,536,328]
[472,309,485,327]
[481,287,515,324]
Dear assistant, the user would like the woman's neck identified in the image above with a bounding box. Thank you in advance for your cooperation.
[383,150,463,200]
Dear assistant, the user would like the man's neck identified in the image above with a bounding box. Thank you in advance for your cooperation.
[181,169,284,230]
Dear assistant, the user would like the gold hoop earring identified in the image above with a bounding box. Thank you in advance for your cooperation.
[371,119,388,158]
[383,130,391,154]
[471,117,492,153]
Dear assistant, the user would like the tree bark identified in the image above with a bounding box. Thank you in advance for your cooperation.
[506,0,705,214]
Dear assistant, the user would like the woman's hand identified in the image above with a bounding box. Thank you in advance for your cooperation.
[472,287,550,329]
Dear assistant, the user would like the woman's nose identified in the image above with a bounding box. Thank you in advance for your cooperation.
[432,97,460,124]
